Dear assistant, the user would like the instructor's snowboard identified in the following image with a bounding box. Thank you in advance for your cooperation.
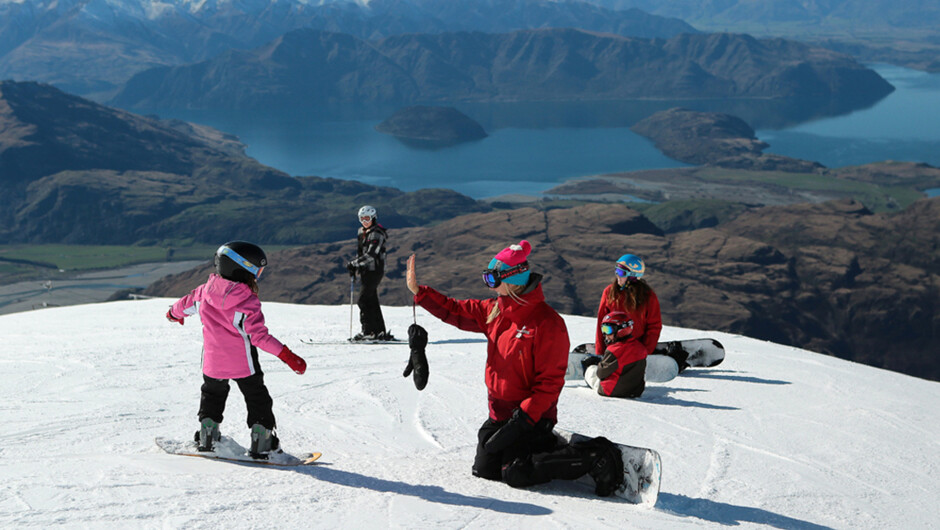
[566,338,726,381]
[554,429,661,506]
[653,338,725,368]
[155,436,322,467]
[566,350,678,383]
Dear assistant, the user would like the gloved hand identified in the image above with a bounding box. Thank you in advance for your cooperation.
[346,261,358,276]
[483,408,534,454]
[166,309,184,325]
[581,354,601,373]
[403,323,429,390]
[277,345,307,375]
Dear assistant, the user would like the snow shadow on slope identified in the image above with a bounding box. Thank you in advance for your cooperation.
[679,370,792,385]
[658,493,833,529]
[300,466,553,515]
[641,387,741,410]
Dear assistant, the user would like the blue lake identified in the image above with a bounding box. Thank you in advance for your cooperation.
[164,65,940,199]
[757,65,940,169]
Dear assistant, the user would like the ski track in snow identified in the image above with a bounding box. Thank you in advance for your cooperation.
[0,299,937,529]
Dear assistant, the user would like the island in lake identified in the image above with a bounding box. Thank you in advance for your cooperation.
[375,106,487,148]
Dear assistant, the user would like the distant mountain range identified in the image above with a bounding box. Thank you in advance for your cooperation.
[0,81,484,244]
[110,28,893,111]
[0,0,696,97]
[585,0,940,35]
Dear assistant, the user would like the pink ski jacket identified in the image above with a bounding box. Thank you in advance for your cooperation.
[170,274,284,380]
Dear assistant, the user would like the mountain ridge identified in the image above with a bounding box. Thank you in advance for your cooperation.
[110,28,894,110]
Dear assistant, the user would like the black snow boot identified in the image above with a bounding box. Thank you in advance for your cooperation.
[194,418,221,452]
[586,437,624,497]
[665,341,690,372]
[249,424,280,459]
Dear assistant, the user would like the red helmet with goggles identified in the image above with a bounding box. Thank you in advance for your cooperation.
[600,311,634,344]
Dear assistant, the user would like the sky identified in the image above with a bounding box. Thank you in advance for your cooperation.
[1,299,937,528]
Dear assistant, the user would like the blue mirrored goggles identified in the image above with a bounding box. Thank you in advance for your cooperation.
[615,263,639,278]
[601,320,633,336]
[482,263,529,288]
[219,246,264,279]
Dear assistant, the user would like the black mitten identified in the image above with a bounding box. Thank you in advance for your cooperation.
[581,354,602,373]
[483,408,534,454]
[403,323,429,390]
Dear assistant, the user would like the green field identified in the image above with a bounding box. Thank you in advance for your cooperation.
[0,244,298,285]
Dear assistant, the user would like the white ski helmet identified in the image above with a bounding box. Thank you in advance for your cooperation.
[358,205,377,220]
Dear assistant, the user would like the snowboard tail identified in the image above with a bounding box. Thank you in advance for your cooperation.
[155,436,322,467]
[554,429,661,506]
[653,338,725,368]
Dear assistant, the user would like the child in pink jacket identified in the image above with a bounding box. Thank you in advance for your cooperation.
[166,241,306,458]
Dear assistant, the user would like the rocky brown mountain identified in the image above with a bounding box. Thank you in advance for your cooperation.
[147,200,940,381]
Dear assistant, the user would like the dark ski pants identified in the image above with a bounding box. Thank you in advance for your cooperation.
[198,348,276,430]
[472,418,599,488]
[357,269,386,335]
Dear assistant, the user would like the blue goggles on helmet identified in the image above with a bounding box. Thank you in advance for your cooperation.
[615,263,641,279]
[482,263,529,288]
[219,246,264,279]
[601,320,633,336]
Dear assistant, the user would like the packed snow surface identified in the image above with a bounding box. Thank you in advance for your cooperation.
[1,299,937,528]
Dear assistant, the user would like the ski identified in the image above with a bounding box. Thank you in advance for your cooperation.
[301,338,407,345]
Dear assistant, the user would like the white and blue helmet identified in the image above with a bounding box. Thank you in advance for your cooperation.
[615,254,645,279]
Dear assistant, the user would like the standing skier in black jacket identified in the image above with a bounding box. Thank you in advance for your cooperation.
[347,205,394,341]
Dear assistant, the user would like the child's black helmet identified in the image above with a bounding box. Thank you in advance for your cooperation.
[215,241,267,283]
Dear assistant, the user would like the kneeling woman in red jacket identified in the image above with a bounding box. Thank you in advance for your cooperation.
[583,311,647,398]
[406,241,626,496]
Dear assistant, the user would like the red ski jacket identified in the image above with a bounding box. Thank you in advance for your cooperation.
[414,280,569,423]
[594,284,662,357]
[595,339,648,397]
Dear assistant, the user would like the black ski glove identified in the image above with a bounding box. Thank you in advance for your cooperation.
[581,354,602,373]
[346,261,358,276]
[403,323,429,390]
[484,408,534,454]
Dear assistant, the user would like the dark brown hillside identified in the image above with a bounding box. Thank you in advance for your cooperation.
[146,200,940,381]
[0,81,487,244]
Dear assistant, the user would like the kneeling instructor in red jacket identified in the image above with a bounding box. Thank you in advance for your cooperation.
[406,240,626,496]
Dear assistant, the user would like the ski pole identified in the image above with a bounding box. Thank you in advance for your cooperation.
[349,274,355,341]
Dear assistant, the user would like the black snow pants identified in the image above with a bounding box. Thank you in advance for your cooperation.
[472,418,600,488]
[198,346,276,430]
[357,268,386,335]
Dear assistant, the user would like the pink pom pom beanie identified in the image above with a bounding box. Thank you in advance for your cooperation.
[487,240,532,286]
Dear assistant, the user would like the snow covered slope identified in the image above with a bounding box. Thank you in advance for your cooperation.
[1,299,937,528]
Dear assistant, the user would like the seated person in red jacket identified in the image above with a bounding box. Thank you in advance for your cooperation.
[583,311,647,399]
[405,240,626,497]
